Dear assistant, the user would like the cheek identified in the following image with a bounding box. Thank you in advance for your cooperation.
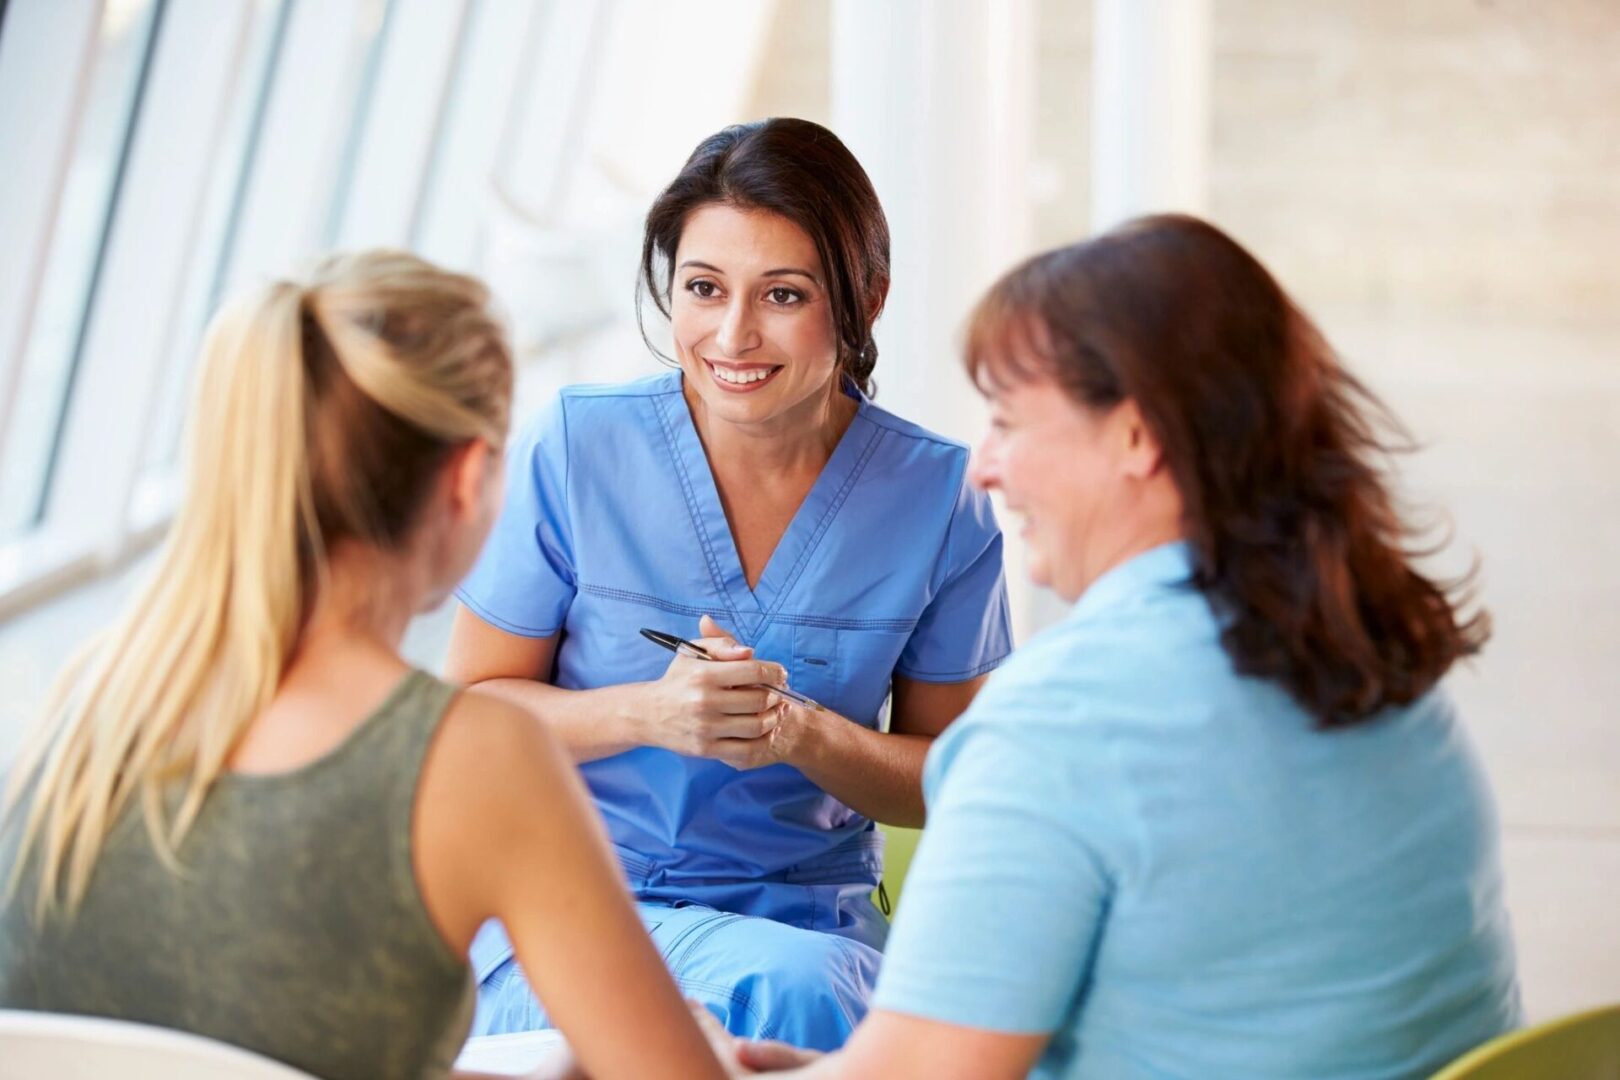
[777,311,839,369]
[1013,438,1090,517]
[669,303,712,355]
[1000,436,1046,493]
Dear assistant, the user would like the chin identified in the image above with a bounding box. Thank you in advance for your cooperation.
[1026,559,1051,591]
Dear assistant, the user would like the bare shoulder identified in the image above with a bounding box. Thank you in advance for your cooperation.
[414,685,584,943]
[426,687,568,793]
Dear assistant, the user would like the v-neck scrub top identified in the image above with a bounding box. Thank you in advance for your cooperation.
[456,371,1013,915]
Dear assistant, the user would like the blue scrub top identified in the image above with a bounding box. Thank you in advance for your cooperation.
[456,371,1013,898]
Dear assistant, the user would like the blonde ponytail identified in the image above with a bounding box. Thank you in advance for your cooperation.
[4,251,511,915]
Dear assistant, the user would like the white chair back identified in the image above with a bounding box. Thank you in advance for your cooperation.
[0,1009,318,1079]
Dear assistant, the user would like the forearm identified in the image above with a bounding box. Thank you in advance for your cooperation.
[779,711,932,827]
[467,678,648,763]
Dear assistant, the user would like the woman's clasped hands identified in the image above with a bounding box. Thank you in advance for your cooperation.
[636,615,814,770]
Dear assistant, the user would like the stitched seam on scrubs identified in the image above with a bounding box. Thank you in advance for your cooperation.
[670,913,749,969]
[779,860,882,883]
[674,977,769,1035]
[557,390,574,561]
[453,589,562,638]
[575,584,916,631]
[615,847,654,883]
[893,650,1013,681]
[576,584,728,620]
[660,913,721,960]
[859,409,969,453]
[776,611,915,631]
[560,379,672,400]
[653,392,745,632]
[758,426,886,635]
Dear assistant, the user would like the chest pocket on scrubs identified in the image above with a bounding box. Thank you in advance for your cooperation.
[790,625,840,712]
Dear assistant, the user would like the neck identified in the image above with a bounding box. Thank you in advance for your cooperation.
[296,541,422,659]
[1063,485,1186,602]
[684,376,856,478]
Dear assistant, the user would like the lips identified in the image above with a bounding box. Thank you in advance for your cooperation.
[705,359,783,393]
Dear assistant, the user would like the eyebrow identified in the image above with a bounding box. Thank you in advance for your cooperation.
[678,260,821,283]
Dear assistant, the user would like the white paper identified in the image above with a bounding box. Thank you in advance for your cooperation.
[453,1030,569,1075]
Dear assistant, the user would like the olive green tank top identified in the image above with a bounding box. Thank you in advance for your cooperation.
[0,670,474,1080]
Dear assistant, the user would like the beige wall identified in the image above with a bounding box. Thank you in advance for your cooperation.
[749,1,1620,322]
[1210,0,1620,320]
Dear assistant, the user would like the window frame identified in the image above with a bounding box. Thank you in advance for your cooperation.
[0,0,570,622]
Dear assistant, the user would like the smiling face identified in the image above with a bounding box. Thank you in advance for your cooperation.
[670,204,844,429]
[969,373,1125,600]
[968,352,1185,603]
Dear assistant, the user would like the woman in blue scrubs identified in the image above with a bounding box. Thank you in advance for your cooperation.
[445,118,1013,1050]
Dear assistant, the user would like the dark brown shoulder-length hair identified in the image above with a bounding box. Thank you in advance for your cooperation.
[639,117,890,397]
[966,214,1489,728]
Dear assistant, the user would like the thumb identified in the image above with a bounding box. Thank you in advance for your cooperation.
[698,614,751,659]
[736,1039,823,1070]
[699,614,735,641]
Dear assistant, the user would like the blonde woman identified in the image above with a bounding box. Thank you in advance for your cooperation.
[0,252,732,1080]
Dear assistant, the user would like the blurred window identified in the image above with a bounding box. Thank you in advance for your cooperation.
[0,0,161,541]
[139,0,291,478]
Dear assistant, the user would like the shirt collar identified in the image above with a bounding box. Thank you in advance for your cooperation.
[1067,540,1196,622]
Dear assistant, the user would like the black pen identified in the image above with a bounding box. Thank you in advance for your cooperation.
[639,628,824,711]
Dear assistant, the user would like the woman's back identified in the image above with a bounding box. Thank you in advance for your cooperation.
[875,543,1521,1078]
[0,671,472,1080]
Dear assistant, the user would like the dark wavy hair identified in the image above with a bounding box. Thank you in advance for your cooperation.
[965,214,1489,728]
[638,118,890,397]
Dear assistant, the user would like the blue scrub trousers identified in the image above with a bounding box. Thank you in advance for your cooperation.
[470,901,882,1051]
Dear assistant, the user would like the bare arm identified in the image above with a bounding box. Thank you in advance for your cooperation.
[445,606,788,765]
[444,606,648,762]
[416,692,730,1080]
[764,675,985,826]
[706,1007,1045,1079]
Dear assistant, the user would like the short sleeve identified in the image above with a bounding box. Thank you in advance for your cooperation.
[871,698,1114,1033]
[894,475,1013,681]
[454,395,576,637]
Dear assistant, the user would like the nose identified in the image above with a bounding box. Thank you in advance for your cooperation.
[715,297,760,358]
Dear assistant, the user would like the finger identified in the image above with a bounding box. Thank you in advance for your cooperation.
[737,1039,823,1070]
[693,634,753,661]
[686,998,726,1031]
[698,657,787,689]
[708,687,774,715]
[709,708,780,739]
[687,659,783,692]
[708,732,775,769]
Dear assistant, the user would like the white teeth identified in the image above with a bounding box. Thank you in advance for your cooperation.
[713,365,774,385]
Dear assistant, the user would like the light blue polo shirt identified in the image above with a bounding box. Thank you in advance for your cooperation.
[873,542,1520,1078]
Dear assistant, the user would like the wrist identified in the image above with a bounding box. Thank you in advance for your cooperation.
[613,682,657,749]
[773,700,839,770]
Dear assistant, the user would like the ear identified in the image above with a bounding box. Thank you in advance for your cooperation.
[1115,399,1166,481]
[445,439,496,522]
[868,277,890,325]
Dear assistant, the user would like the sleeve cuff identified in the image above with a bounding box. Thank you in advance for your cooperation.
[893,649,1014,683]
[453,589,564,638]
